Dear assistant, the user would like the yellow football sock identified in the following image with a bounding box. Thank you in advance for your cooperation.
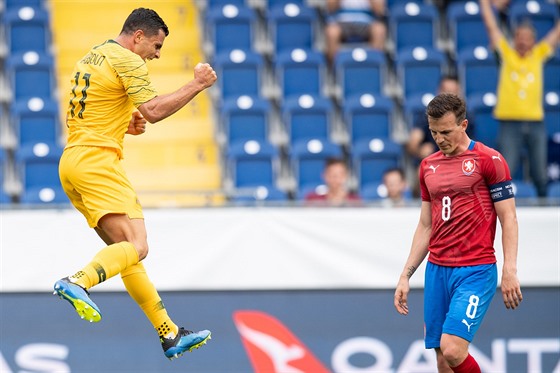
[71,241,139,289]
[120,262,179,339]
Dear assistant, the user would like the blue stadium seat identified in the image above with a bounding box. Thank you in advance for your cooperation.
[547,181,560,199]
[512,179,538,199]
[395,46,446,99]
[6,0,44,8]
[11,97,59,147]
[20,186,69,204]
[548,134,560,183]
[289,138,343,189]
[268,0,306,7]
[351,137,402,187]
[3,6,50,52]
[544,91,560,137]
[15,141,63,191]
[334,47,386,100]
[390,2,438,52]
[275,48,326,100]
[468,92,499,149]
[282,94,333,145]
[205,4,256,55]
[7,51,55,100]
[403,92,434,128]
[231,185,288,204]
[213,49,264,100]
[267,3,317,54]
[226,139,279,188]
[544,49,560,92]
[457,46,499,97]
[220,95,270,144]
[343,93,394,147]
[509,0,559,40]
[360,181,412,201]
[446,1,490,54]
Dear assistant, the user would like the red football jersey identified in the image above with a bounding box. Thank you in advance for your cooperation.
[419,141,513,266]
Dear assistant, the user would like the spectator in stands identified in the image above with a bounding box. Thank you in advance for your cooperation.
[480,0,560,198]
[304,157,361,206]
[54,8,215,360]
[381,167,409,207]
[406,75,475,196]
[324,0,387,65]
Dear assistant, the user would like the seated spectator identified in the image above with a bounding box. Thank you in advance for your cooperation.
[405,75,476,195]
[304,157,361,206]
[324,0,387,64]
[381,167,409,207]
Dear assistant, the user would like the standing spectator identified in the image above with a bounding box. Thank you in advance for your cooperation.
[304,157,361,206]
[480,0,560,197]
[394,93,522,373]
[324,0,387,64]
[381,167,409,207]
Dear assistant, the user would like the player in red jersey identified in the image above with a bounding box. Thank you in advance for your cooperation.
[394,93,522,373]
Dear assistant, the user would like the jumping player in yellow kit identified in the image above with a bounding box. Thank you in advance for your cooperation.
[53,8,217,360]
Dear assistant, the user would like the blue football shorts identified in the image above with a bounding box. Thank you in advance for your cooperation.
[424,262,497,349]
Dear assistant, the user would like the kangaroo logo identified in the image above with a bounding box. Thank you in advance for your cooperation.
[462,319,474,332]
[233,310,330,373]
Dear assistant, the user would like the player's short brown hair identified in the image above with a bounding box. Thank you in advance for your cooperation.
[426,93,466,124]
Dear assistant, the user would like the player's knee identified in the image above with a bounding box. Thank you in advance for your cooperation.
[440,342,465,367]
[133,241,149,261]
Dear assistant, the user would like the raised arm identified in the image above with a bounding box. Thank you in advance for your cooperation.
[394,201,432,315]
[494,198,523,310]
[137,62,217,124]
[479,0,503,49]
[542,21,560,49]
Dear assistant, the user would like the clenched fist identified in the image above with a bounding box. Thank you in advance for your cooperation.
[194,62,217,90]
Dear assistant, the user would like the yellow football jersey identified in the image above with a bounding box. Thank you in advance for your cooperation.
[494,37,553,121]
[65,40,158,158]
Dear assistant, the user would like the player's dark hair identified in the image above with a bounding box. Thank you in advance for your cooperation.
[426,93,466,124]
[325,157,348,169]
[120,8,169,37]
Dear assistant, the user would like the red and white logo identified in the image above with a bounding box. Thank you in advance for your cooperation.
[233,310,331,373]
[462,159,475,176]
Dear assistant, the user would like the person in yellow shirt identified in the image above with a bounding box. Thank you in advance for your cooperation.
[53,8,217,360]
[480,0,560,198]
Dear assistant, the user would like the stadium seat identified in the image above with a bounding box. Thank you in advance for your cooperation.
[544,49,560,92]
[333,47,386,101]
[282,94,333,145]
[220,95,271,145]
[213,49,264,101]
[395,46,446,99]
[351,137,402,188]
[457,46,499,97]
[6,0,44,8]
[275,48,326,100]
[512,179,538,199]
[15,141,63,191]
[20,185,69,204]
[205,4,256,55]
[547,181,560,199]
[343,93,394,147]
[3,5,50,53]
[267,3,317,54]
[446,1,490,54]
[544,91,560,137]
[226,139,279,188]
[390,2,438,52]
[468,92,499,149]
[548,133,560,183]
[230,185,288,204]
[11,97,59,147]
[7,51,55,100]
[509,0,559,40]
[403,92,434,129]
[289,138,343,189]
[268,0,306,7]
[360,181,412,201]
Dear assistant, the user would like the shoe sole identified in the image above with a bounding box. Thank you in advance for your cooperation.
[166,332,212,361]
[53,282,102,323]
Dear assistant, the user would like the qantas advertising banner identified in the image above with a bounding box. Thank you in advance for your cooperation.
[1,288,559,372]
